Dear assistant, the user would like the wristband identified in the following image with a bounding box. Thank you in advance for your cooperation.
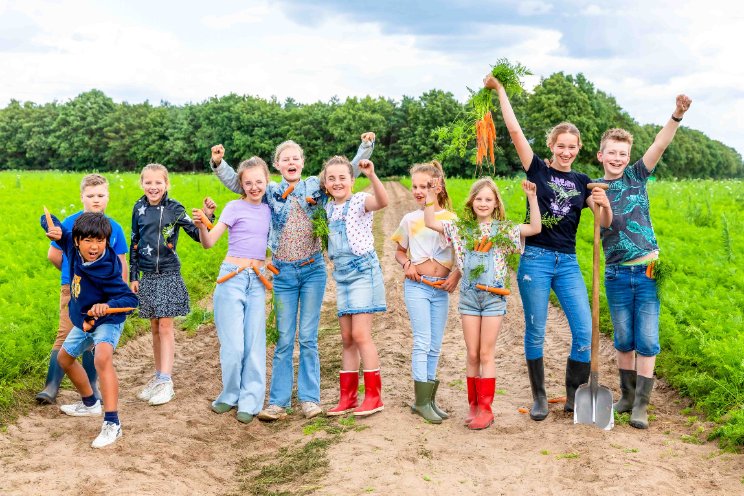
[671,115,682,122]
[403,260,411,270]
[424,201,434,207]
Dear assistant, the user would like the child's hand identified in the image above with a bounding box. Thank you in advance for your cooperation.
[192,208,206,228]
[439,270,462,293]
[591,187,610,209]
[89,303,109,318]
[361,132,376,143]
[211,144,225,166]
[483,74,502,91]
[426,177,442,193]
[404,261,420,282]
[521,180,537,199]
[45,225,62,241]
[130,281,139,294]
[674,94,692,118]
[358,159,375,177]
[202,197,217,217]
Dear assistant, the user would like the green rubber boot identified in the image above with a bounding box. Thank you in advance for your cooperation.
[430,379,449,420]
[411,381,442,424]
[613,369,637,414]
[630,375,654,429]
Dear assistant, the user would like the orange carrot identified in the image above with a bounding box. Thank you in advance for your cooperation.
[281,184,295,200]
[475,284,510,296]
[548,396,567,404]
[306,197,317,205]
[43,206,53,231]
[645,261,655,279]
[422,279,445,288]
[252,265,273,290]
[216,265,250,284]
[167,243,173,249]
[266,263,280,275]
[517,407,529,414]
[481,241,493,253]
[83,307,136,331]
[197,210,214,230]
[475,236,487,251]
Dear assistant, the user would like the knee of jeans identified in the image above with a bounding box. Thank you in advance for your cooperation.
[523,330,545,349]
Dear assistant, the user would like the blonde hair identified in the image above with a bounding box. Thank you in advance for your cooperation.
[273,140,304,169]
[464,177,505,221]
[600,128,634,151]
[546,122,583,149]
[80,173,108,193]
[411,160,451,211]
[140,163,169,187]
[319,155,353,189]
[236,156,270,198]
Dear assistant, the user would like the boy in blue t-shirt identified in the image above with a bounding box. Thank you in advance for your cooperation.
[595,94,691,429]
[41,212,138,448]
[36,174,128,405]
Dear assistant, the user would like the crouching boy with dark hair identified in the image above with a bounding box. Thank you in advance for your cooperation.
[41,211,138,448]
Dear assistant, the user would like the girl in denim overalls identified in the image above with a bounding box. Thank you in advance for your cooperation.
[425,178,541,429]
[392,161,461,424]
[211,134,375,420]
[321,156,388,416]
[193,157,271,424]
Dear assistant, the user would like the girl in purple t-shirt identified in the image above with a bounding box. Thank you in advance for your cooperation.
[193,157,272,424]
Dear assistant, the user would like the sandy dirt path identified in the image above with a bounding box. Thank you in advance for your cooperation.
[1,181,742,496]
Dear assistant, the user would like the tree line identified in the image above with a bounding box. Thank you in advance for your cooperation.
[1,72,741,178]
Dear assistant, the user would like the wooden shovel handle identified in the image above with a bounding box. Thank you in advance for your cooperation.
[587,184,603,373]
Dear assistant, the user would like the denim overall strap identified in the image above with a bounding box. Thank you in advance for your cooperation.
[327,200,353,261]
[461,221,496,290]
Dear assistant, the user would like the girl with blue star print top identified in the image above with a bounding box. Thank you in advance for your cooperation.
[129,163,216,407]
[485,73,612,422]
[210,133,374,421]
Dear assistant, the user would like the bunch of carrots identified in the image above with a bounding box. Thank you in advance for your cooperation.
[472,235,493,253]
[475,111,496,166]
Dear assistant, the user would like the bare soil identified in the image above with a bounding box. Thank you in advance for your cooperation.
[1,181,742,496]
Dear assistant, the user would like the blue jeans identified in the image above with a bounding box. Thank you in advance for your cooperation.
[404,276,449,382]
[213,263,267,414]
[517,245,591,362]
[605,264,660,356]
[269,253,326,406]
[62,322,124,357]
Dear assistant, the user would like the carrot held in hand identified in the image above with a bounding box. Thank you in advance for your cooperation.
[252,265,273,290]
[281,184,295,199]
[306,197,317,205]
[43,206,53,231]
[196,209,213,230]
[86,307,136,316]
[216,265,250,284]
[475,284,510,296]
[422,279,445,288]
[266,263,280,275]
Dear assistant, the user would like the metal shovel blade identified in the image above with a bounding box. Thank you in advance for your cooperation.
[574,372,614,430]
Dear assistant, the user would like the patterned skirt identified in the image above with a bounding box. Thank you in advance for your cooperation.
[138,272,191,319]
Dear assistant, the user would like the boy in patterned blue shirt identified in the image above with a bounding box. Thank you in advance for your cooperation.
[596,94,691,430]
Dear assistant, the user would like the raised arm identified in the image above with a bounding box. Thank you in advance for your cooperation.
[359,160,388,212]
[422,178,444,234]
[519,180,542,237]
[210,144,245,195]
[642,95,692,171]
[129,207,140,285]
[350,132,376,177]
[484,75,534,171]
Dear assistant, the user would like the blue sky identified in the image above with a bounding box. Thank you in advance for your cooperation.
[1,0,742,156]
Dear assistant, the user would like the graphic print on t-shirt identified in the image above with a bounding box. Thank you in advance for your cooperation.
[548,176,581,223]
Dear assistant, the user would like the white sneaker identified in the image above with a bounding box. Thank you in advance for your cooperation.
[301,401,322,419]
[60,400,102,417]
[148,380,175,406]
[136,376,159,401]
[91,421,122,448]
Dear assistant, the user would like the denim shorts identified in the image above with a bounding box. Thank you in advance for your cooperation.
[332,253,386,317]
[62,322,124,358]
[605,264,660,356]
[458,284,507,317]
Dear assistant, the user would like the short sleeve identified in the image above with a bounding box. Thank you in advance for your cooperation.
[349,192,370,218]
[218,201,238,228]
[390,216,409,248]
[526,154,547,181]
[632,159,652,181]
[503,223,523,255]
[110,221,128,255]
[441,220,458,246]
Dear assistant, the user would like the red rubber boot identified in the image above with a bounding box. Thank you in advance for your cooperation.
[353,369,384,416]
[326,371,359,416]
[464,376,479,425]
[468,377,495,430]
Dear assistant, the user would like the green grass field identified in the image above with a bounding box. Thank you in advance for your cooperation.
[401,175,744,448]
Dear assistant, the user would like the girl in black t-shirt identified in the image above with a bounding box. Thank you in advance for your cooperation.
[484,74,612,421]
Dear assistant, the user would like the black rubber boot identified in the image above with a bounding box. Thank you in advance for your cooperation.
[526,358,548,421]
[564,358,591,413]
[630,375,654,429]
[411,381,443,424]
[613,369,637,414]
[430,379,449,420]
[35,350,64,404]
[82,349,101,401]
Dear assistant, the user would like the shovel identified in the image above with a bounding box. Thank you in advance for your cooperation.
[574,182,614,430]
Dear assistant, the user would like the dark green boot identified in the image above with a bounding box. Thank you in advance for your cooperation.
[613,369,637,414]
[82,349,101,401]
[35,350,64,404]
[630,375,654,429]
[564,358,590,413]
[526,358,548,421]
[411,381,442,424]
[430,379,449,420]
